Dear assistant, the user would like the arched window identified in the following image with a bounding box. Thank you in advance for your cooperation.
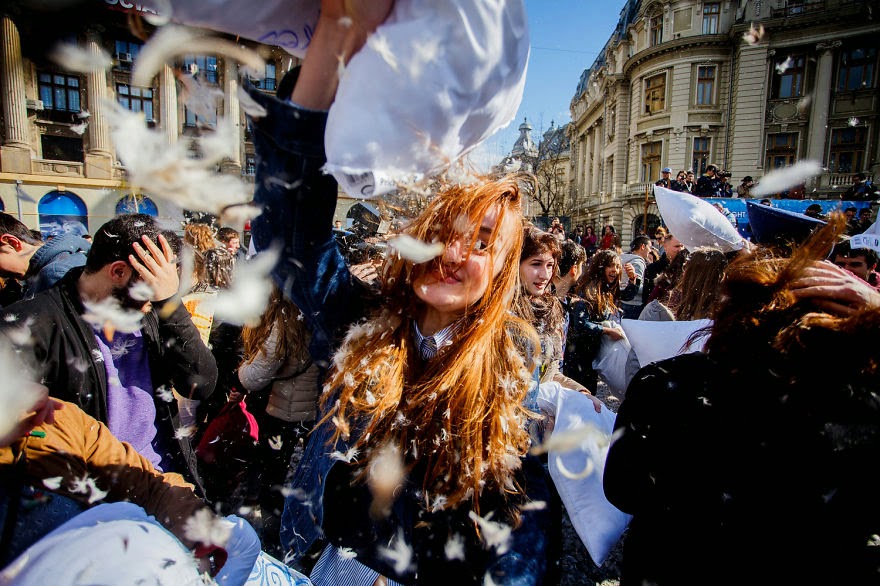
[116,194,158,216]
[38,190,88,238]
[632,213,661,238]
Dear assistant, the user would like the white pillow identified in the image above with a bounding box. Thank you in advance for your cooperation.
[654,186,746,253]
[167,0,318,58]
[620,318,712,368]
[325,0,529,197]
[537,382,631,565]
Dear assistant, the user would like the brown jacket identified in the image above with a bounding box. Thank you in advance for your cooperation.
[0,401,209,547]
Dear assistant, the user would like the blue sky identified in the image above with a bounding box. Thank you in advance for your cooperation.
[471,0,625,169]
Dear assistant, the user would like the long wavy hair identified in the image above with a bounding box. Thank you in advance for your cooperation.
[705,215,878,385]
[668,247,728,320]
[576,249,621,319]
[242,284,310,364]
[516,224,564,364]
[321,175,540,511]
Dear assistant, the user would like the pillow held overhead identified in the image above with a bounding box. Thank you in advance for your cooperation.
[654,186,746,253]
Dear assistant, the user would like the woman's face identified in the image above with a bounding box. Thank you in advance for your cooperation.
[520,252,556,297]
[677,172,685,181]
[586,227,594,235]
[604,260,621,284]
[413,204,516,320]
[604,226,612,235]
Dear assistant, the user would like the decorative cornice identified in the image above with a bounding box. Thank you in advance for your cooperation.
[816,40,842,53]
[623,34,730,76]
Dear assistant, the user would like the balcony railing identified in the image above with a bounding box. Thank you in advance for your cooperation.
[772,1,826,18]
[32,159,84,177]
[820,171,874,189]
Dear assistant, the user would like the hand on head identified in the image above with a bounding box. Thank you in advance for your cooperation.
[790,260,880,316]
[128,234,179,302]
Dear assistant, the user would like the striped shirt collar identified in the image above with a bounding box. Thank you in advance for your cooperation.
[412,318,464,360]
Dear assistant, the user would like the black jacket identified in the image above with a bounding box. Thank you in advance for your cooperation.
[605,352,880,585]
[0,267,217,490]
[642,255,670,306]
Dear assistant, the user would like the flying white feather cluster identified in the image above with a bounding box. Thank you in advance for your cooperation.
[751,160,823,197]
[205,248,278,326]
[104,101,252,216]
[742,22,766,45]
[389,234,445,263]
[183,508,233,548]
[378,529,414,575]
[69,473,109,504]
[132,25,265,88]
[82,297,145,337]
[468,511,512,554]
[0,340,40,442]
[49,43,112,73]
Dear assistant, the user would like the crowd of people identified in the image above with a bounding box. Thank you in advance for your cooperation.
[2,1,880,585]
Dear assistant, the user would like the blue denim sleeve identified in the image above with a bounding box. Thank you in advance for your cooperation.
[244,83,362,369]
[485,454,549,585]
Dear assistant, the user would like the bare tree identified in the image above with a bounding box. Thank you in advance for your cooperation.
[526,123,571,219]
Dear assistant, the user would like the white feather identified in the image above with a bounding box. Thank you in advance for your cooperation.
[389,234,445,263]
[468,511,512,554]
[81,298,144,334]
[751,161,823,197]
[378,529,414,575]
[133,25,265,88]
[237,87,267,119]
[49,43,112,73]
[205,248,278,326]
[183,509,233,548]
[367,33,399,72]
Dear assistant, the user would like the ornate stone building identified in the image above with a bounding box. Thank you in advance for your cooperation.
[0,1,297,235]
[569,0,878,244]
[498,118,573,221]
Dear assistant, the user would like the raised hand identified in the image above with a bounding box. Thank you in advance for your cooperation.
[129,234,179,302]
[790,260,880,316]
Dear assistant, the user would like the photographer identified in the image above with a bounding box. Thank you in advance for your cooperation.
[695,165,723,197]
[719,171,734,198]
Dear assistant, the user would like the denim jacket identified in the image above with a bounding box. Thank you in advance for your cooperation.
[25,233,90,298]
[245,84,548,584]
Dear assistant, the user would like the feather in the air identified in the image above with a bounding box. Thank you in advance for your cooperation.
[132,25,265,88]
[468,511,512,554]
[0,342,40,442]
[237,87,267,119]
[49,43,112,73]
[103,100,252,215]
[183,509,233,548]
[205,247,278,326]
[378,529,413,575]
[81,298,145,336]
[389,234,445,263]
[751,161,823,197]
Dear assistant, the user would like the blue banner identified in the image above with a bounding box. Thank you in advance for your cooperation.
[704,198,872,238]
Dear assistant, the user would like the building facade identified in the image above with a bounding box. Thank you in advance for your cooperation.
[498,118,573,222]
[0,1,300,236]
[568,0,878,244]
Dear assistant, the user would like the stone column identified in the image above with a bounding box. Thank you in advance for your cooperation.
[221,58,242,174]
[160,64,178,145]
[84,29,113,179]
[0,16,31,172]
[805,41,841,164]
